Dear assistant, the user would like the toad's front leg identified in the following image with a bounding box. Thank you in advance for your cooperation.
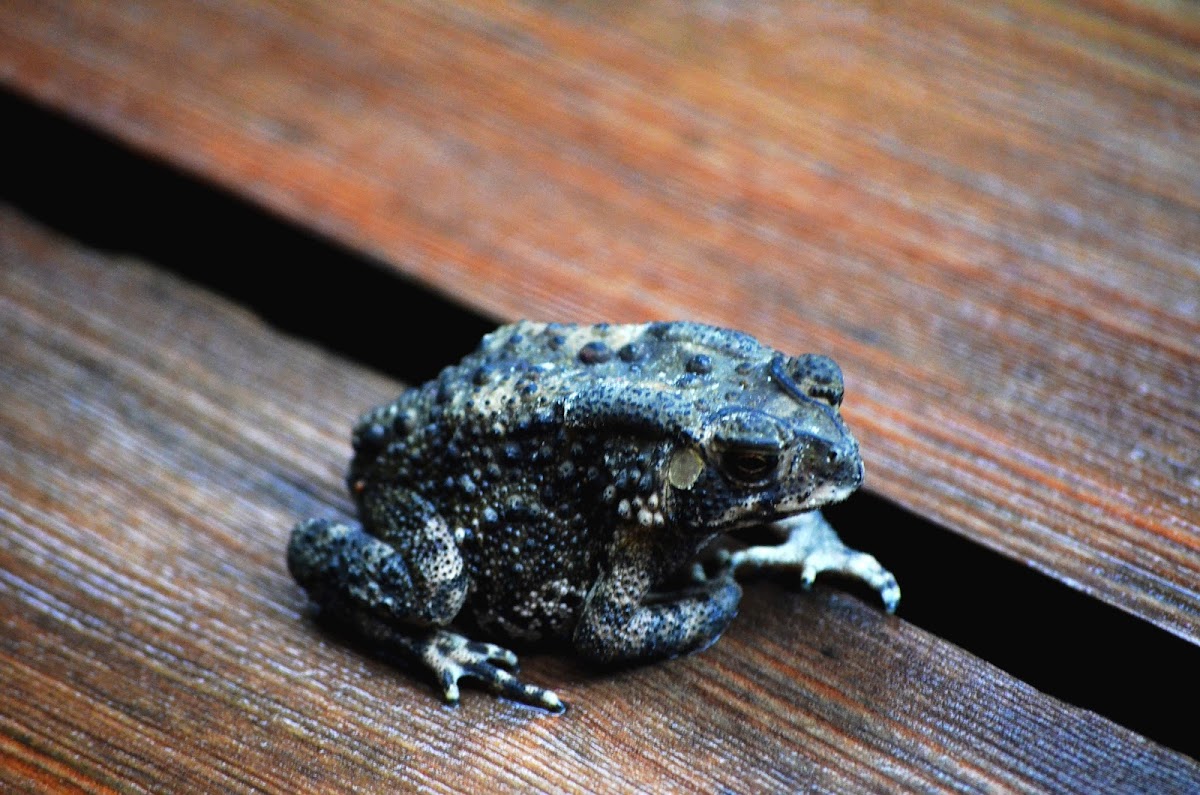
[573,539,742,665]
[729,511,900,612]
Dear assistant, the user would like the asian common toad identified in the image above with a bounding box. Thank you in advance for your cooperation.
[287,321,899,711]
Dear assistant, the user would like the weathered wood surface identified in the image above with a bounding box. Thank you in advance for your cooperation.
[2,0,1196,645]
[1,206,1196,793]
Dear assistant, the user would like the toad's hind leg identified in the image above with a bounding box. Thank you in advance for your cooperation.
[290,489,470,629]
[287,517,562,710]
[287,516,466,628]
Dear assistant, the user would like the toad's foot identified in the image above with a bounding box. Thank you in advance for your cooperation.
[414,630,564,712]
[728,511,900,613]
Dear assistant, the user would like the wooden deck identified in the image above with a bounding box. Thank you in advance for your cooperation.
[2,1,1198,791]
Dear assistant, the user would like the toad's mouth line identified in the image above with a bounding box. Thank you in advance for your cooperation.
[711,482,855,534]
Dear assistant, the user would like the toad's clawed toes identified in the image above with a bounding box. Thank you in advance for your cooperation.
[730,511,901,612]
[419,630,563,711]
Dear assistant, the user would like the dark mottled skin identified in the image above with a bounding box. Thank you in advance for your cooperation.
[288,321,897,710]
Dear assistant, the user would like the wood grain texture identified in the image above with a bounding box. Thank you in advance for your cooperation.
[2,0,1195,645]
[1,206,1197,793]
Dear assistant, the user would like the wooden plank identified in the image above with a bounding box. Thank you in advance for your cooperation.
[2,206,1197,791]
[1,1,1196,651]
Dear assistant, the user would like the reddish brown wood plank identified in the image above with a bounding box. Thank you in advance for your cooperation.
[2,206,1197,793]
[0,0,1196,648]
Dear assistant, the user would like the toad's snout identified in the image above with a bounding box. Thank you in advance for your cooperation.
[794,432,862,489]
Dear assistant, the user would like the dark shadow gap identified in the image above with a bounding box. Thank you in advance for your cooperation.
[3,87,1196,760]
[0,89,495,386]
[828,494,1199,760]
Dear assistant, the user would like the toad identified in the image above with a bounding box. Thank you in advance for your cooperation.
[288,321,898,711]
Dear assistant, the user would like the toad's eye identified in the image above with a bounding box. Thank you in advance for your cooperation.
[718,448,780,485]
